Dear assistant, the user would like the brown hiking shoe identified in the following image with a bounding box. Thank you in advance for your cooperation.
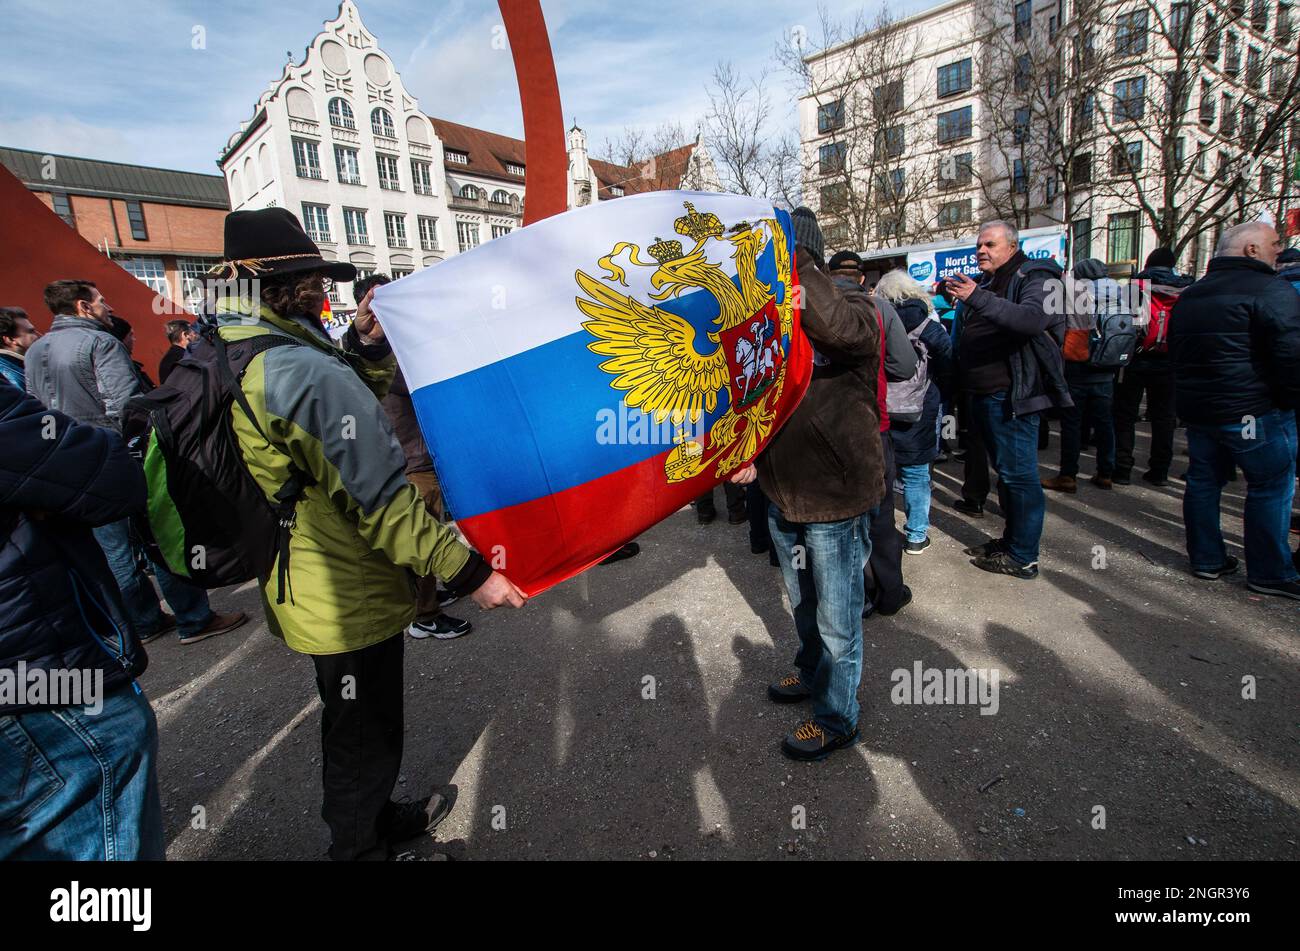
[179,611,249,645]
[1090,475,1114,490]
[1041,475,1077,493]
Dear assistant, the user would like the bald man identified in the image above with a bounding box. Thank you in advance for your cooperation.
[1168,221,1300,600]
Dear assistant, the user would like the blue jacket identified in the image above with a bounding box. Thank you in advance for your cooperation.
[1169,257,1300,425]
[0,378,148,713]
[0,351,22,390]
[890,299,953,467]
[1278,264,1300,296]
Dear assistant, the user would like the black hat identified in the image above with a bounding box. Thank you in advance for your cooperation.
[828,250,864,272]
[108,315,132,341]
[211,208,356,283]
[1143,247,1177,270]
[790,206,825,264]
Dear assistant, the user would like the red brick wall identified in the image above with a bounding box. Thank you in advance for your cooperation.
[34,192,224,256]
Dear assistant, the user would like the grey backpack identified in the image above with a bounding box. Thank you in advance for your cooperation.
[886,320,930,424]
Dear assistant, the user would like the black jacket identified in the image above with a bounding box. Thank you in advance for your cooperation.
[158,344,186,384]
[757,249,884,523]
[0,379,148,713]
[957,257,1072,416]
[889,299,953,467]
[1169,256,1300,425]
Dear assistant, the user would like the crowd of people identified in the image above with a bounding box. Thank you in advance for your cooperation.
[1,203,1297,860]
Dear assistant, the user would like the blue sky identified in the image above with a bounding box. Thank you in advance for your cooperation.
[0,0,926,174]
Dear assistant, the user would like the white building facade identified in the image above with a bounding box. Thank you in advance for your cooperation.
[221,1,721,308]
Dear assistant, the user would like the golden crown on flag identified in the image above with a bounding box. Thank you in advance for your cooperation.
[674,202,724,242]
[649,235,685,264]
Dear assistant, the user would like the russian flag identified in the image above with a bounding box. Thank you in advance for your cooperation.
[373,191,810,596]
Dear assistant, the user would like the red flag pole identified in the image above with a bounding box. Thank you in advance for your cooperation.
[498,0,568,225]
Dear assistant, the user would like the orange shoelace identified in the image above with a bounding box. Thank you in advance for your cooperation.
[793,721,824,742]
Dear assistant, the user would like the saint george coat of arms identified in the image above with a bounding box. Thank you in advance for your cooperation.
[575,201,796,484]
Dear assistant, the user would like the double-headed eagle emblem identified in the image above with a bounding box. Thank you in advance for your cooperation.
[575,202,794,482]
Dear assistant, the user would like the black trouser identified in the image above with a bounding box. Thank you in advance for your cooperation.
[696,483,746,519]
[1114,363,1176,479]
[865,431,906,611]
[312,632,405,861]
[959,391,991,504]
[746,482,772,551]
[1059,379,1117,478]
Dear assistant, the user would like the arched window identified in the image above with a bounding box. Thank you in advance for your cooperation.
[328,98,355,130]
[491,189,511,204]
[371,107,395,138]
[460,184,481,200]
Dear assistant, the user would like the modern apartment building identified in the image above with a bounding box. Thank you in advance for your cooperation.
[801,0,1298,273]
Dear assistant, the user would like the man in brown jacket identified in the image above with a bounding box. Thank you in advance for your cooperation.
[356,273,471,640]
[729,207,884,761]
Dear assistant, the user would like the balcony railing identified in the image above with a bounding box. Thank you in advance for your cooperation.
[387,238,409,249]
[421,240,440,252]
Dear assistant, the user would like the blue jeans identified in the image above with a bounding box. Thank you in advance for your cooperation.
[769,505,875,737]
[972,391,1046,565]
[0,686,164,860]
[1060,378,1116,478]
[1184,409,1298,585]
[93,518,212,638]
[899,463,932,543]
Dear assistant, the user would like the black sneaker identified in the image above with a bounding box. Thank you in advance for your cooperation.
[407,614,472,640]
[727,511,748,525]
[1192,556,1239,581]
[971,550,1039,579]
[905,537,931,555]
[386,788,455,843]
[598,542,640,565]
[768,674,812,703]
[436,587,461,608]
[962,538,1007,557]
[1112,470,1132,485]
[697,508,717,525]
[750,538,770,555]
[781,720,859,761]
[952,498,985,518]
[876,585,913,616]
[1142,471,1170,487]
[1246,579,1300,600]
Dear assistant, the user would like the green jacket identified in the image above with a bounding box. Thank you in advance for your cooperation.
[216,299,489,655]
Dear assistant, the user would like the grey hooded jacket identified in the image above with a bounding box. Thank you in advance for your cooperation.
[24,315,140,430]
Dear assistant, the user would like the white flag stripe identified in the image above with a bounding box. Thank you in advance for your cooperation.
[371,191,777,391]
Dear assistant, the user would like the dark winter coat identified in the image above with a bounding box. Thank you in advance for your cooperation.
[889,298,953,468]
[1168,256,1300,425]
[954,256,1072,416]
[757,249,885,523]
[0,379,148,713]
